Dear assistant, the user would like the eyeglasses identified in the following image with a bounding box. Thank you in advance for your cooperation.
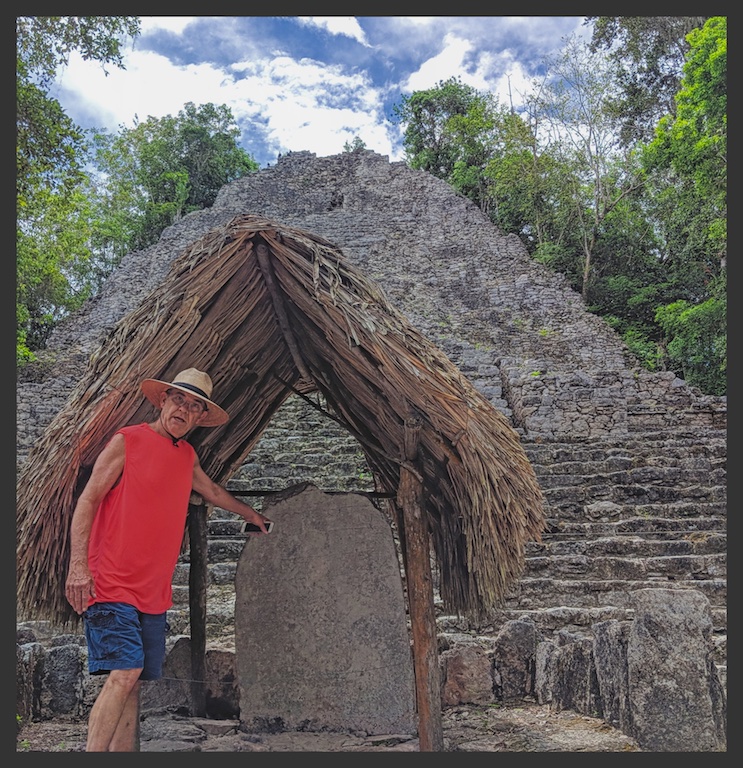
[166,390,207,415]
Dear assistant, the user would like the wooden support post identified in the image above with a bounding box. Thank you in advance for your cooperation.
[398,417,444,751]
[187,501,208,717]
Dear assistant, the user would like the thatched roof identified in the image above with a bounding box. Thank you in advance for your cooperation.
[16,214,545,625]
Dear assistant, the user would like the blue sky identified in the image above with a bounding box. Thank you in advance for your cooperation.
[48,16,591,169]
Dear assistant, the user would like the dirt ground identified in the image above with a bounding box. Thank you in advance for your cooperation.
[17,702,642,752]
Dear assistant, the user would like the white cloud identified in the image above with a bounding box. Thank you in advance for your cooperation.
[139,17,197,35]
[402,33,476,93]
[53,35,403,163]
[295,16,371,47]
[230,55,397,159]
[399,27,546,111]
[53,50,232,131]
[46,16,589,166]
[468,49,534,110]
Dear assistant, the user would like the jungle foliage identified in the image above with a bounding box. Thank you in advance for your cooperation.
[17,17,258,362]
[392,17,726,395]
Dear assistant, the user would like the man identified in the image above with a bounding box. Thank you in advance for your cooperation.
[65,367,272,752]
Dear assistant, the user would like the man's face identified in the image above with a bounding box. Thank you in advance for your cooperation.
[159,389,209,437]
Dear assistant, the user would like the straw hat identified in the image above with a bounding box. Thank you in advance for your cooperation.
[140,368,229,426]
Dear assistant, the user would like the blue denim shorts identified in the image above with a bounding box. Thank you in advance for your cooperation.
[83,601,168,681]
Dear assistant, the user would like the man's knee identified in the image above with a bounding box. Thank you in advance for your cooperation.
[106,668,143,691]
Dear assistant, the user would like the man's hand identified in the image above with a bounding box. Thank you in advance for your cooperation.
[244,517,274,534]
[244,512,273,534]
[65,565,96,615]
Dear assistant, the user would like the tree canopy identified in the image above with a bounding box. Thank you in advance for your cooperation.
[16,18,258,364]
[585,15,711,145]
[392,18,726,395]
[17,17,141,361]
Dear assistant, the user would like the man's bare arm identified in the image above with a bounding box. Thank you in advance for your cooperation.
[191,456,272,533]
[64,433,126,614]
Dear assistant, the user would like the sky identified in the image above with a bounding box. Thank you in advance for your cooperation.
[48,16,592,169]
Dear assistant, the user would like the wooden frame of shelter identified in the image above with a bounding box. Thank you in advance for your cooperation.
[16,214,545,751]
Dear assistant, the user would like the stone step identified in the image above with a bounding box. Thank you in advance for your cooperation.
[531,456,726,478]
[170,588,731,639]
[540,484,726,514]
[207,517,247,537]
[543,515,726,539]
[180,538,248,564]
[176,520,728,607]
[535,465,726,489]
[523,552,726,582]
[504,577,726,609]
[526,533,726,557]
[625,405,726,425]
[204,512,729,545]
[438,604,637,634]
[173,548,728,596]
[166,587,727,665]
[167,586,238,637]
[179,538,729,578]
[436,604,728,637]
[172,582,231,606]
[522,431,726,461]
[176,550,728,599]
[437,604,727,671]
[173,560,240,587]
[206,505,727,539]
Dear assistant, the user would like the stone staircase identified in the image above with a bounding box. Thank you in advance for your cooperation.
[489,429,726,682]
[168,426,727,684]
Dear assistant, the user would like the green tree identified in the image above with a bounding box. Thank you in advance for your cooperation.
[530,35,647,301]
[656,291,726,395]
[586,16,710,145]
[394,77,523,218]
[17,16,141,204]
[17,16,141,363]
[442,97,490,206]
[343,136,367,152]
[393,77,484,181]
[481,105,581,261]
[644,17,726,257]
[89,103,259,252]
[17,186,95,353]
[641,16,726,394]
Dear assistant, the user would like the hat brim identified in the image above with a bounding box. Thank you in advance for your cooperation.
[140,379,229,427]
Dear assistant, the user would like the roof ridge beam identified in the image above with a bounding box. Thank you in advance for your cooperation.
[255,240,313,383]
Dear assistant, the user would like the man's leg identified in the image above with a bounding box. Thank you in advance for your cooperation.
[85,669,142,751]
[108,679,142,751]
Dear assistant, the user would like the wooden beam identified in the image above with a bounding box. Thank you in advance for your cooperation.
[187,500,208,717]
[398,416,444,751]
[227,488,397,499]
[271,373,422,480]
[255,240,313,382]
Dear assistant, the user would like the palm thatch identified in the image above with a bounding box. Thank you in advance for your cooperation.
[16,214,545,626]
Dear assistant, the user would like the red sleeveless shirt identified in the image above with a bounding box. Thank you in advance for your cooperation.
[87,423,195,613]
